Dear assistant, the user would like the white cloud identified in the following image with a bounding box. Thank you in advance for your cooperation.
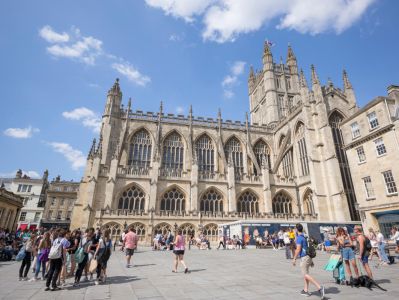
[146,0,376,43]
[39,25,69,43]
[222,61,245,98]
[145,0,215,22]
[0,170,40,179]
[176,106,184,114]
[3,126,39,139]
[62,107,101,133]
[40,26,103,65]
[112,62,151,87]
[49,142,86,170]
[169,33,183,42]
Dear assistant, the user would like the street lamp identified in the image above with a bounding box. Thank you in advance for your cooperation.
[174,222,178,233]
[124,221,127,230]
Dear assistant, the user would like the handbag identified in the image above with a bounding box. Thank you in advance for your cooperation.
[16,246,26,261]
[89,258,98,273]
[38,248,50,262]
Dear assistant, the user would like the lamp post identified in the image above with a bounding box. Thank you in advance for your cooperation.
[124,221,127,230]
[174,222,178,234]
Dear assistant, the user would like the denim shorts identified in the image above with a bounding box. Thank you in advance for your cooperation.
[342,247,355,261]
[361,255,369,264]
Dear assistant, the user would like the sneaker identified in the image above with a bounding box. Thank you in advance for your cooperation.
[300,290,311,297]
[51,287,61,291]
[41,276,45,281]
[318,286,325,299]
[44,287,50,291]
[126,264,130,268]
[94,280,99,285]
[29,277,38,282]
[23,277,29,281]
[19,277,23,281]
[73,282,79,287]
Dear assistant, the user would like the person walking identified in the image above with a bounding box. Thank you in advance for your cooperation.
[31,231,50,281]
[292,223,325,299]
[73,228,93,287]
[94,229,112,285]
[19,233,36,281]
[172,229,188,273]
[217,235,226,250]
[389,226,399,253]
[354,225,373,279]
[375,229,389,265]
[45,229,65,291]
[123,227,138,268]
[283,229,291,259]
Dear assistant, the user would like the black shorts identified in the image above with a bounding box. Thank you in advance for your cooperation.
[173,250,185,255]
[125,248,135,256]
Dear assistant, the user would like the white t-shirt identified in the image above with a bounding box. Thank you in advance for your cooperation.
[283,232,290,244]
[376,232,385,244]
[278,231,284,239]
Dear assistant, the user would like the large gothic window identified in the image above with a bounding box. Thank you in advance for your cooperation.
[160,188,185,213]
[272,192,293,214]
[225,137,244,177]
[296,123,309,176]
[303,190,315,215]
[117,185,145,212]
[179,223,195,241]
[129,222,146,241]
[162,132,184,175]
[237,191,259,214]
[200,189,223,213]
[329,111,359,220]
[195,134,215,172]
[103,222,122,240]
[282,150,294,178]
[203,223,219,242]
[254,140,271,171]
[128,129,152,169]
[153,223,172,235]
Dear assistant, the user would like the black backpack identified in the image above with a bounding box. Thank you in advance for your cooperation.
[363,236,372,256]
[306,237,317,258]
[99,240,111,263]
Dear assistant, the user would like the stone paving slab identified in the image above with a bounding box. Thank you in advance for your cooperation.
[0,248,398,300]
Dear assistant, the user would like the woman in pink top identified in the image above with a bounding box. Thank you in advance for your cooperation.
[172,229,188,273]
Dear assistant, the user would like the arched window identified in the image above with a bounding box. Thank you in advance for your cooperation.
[160,188,185,212]
[128,129,152,169]
[303,190,315,215]
[296,123,309,176]
[272,192,293,214]
[117,185,145,212]
[162,132,184,175]
[103,222,122,241]
[200,189,223,213]
[203,223,219,242]
[237,191,259,214]
[195,134,214,172]
[179,223,195,241]
[153,223,172,236]
[253,140,271,171]
[225,137,244,176]
[329,111,359,220]
[278,135,286,148]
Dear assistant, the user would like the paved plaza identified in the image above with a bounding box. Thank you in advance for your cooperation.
[0,248,398,300]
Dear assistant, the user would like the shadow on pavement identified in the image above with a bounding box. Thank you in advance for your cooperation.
[133,264,156,267]
[324,286,340,294]
[374,278,391,284]
[187,268,206,273]
[65,276,140,290]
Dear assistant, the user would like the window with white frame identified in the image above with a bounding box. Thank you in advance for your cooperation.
[356,146,366,163]
[383,170,397,194]
[23,197,29,205]
[374,137,387,156]
[362,176,375,199]
[27,185,32,192]
[19,212,27,221]
[351,122,360,138]
[34,212,40,222]
[367,111,379,129]
[17,184,22,192]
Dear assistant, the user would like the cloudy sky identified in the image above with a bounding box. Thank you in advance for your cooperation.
[0,0,397,181]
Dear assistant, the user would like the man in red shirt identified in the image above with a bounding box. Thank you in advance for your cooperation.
[123,227,138,268]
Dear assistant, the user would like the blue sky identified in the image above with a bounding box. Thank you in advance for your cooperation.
[0,0,398,181]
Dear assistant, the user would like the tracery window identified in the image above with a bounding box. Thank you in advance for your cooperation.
[117,185,145,212]
[103,223,122,240]
[303,190,315,215]
[179,223,195,240]
[160,188,185,212]
[253,140,271,171]
[153,223,172,235]
[237,191,259,214]
[282,150,294,178]
[129,222,146,240]
[195,134,215,172]
[200,189,223,213]
[203,223,218,242]
[296,123,309,176]
[128,129,152,169]
[272,192,293,214]
[162,132,184,171]
[225,137,244,177]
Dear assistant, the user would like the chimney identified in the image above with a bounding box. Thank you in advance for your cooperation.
[387,85,399,101]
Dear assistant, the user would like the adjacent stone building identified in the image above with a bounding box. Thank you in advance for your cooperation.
[341,85,399,237]
[41,176,79,229]
[0,187,23,231]
[70,42,360,244]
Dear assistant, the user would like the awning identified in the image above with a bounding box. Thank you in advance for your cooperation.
[19,224,28,231]
[29,224,37,230]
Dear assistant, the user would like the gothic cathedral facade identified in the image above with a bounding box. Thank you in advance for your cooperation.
[70,42,359,243]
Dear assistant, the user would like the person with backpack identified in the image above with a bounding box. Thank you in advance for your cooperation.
[94,229,112,285]
[31,231,51,281]
[18,233,36,281]
[67,230,81,277]
[292,223,325,299]
[45,229,65,291]
[336,227,359,283]
[354,225,373,279]
[73,228,93,287]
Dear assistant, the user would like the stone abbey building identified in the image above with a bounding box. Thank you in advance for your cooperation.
[70,42,360,243]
